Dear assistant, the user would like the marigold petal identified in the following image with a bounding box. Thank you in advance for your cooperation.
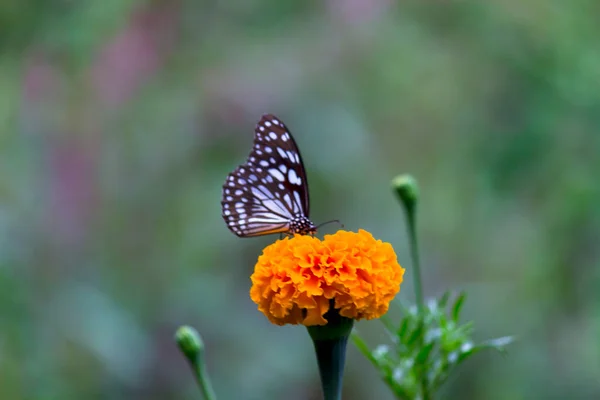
[249,229,404,326]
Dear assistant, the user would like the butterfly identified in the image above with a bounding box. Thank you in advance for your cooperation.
[221,114,318,238]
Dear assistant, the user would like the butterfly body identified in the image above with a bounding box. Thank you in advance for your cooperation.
[288,215,317,235]
[221,114,316,238]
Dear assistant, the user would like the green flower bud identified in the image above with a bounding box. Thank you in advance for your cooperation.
[391,174,419,213]
[175,325,203,364]
[175,325,217,400]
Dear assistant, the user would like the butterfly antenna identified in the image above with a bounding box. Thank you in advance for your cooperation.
[316,219,344,230]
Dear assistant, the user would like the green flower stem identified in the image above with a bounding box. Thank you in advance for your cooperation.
[392,174,424,314]
[404,197,429,400]
[175,326,217,400]
[312,335,349,400]
[406,205,424,316]
[392,175,428,400]
[191,353,217,400]
[307,309,354,400]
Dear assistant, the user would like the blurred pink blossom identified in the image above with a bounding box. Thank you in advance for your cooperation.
[327,0,391,24]
[90,3,179,109]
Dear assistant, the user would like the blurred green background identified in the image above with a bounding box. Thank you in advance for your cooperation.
[1,1,599,399]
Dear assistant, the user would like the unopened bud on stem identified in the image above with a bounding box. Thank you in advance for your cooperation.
[391,174,419,213]
[175,325,216,400]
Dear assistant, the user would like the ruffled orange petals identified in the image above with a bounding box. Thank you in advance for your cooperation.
[250,229,404,326]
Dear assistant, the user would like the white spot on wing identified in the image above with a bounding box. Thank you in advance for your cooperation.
[288,169,301,185]
[264,199,293,218]
[250,187,291,217]
[269,169,285,182]
[293,191,303,212]
[283,193,293,210]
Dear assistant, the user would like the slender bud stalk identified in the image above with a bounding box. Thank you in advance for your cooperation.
[391,174,424,315]
[175,325,217,400]
[391,174,429,400]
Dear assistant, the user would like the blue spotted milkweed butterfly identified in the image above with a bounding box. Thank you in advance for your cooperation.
[221,114,317,237]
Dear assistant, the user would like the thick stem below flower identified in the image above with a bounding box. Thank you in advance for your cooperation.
[312,336,349,400]
[307,308,354,400]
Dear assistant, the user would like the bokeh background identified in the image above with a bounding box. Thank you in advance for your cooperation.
[1,1,599,399]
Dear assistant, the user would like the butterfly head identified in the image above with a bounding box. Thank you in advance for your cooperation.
[289,215,317,235]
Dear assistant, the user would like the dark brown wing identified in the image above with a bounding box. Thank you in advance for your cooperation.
[221,114,310,237]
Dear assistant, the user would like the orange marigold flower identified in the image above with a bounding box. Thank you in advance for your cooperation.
[250,229,405,326]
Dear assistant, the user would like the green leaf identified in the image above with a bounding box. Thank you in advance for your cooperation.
[390,386,413,400]
[350,331,379,366]
[391,367,419,400]
[397,317,410,342]
[380,315,396,336]
[438,291,451,308]
[456,344,482,364]
[415,341,435,365]
[438,309,448,329]
[406,320,424,347]
[455,320,474,338]
[480,336,516,353]
[430,358,451,391]
[372,345,392,364]
[451,292,467,322]
[455,336,515,365]
[387,372,414,400]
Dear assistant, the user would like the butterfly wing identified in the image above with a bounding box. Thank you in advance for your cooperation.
[221,114,311,237]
